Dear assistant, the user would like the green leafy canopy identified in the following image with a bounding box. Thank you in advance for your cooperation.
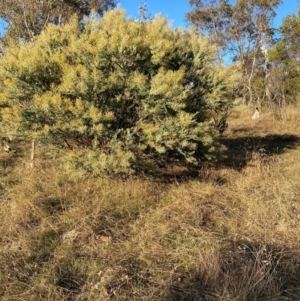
[0,9,234,175]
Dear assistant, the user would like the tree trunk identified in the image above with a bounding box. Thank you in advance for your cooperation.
[264,58,272,108]
[281,91,287,121]
[30,139,35,168]
[259,39,272,107]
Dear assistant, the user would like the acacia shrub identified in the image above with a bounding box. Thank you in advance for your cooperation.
[0,9,231,175]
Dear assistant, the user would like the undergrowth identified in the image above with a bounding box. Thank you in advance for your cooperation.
[0,108,300,300]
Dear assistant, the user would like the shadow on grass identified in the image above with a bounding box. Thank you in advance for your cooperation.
[0,151,21,170]
[1,134,299,183]
[167,241,300,301]
[219,134,300,170]
[152,133,300,183]
[0,139,27,171]
[153,165,200,183]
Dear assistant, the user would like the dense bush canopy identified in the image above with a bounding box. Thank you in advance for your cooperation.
[0,9,232,175]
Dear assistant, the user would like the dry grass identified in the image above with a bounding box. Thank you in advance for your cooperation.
[1,107,300,300]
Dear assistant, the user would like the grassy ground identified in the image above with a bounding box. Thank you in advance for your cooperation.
[0,107,300,300]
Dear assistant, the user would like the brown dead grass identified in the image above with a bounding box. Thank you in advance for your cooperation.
[0,107,300,300]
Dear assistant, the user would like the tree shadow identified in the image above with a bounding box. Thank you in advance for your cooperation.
[0,138,27,171]
[167,271,210,301]
[219,134,300,170]
[152,165,200,183]
[150,133,300,183]
[0,146,26,178]
[166,241,300,301]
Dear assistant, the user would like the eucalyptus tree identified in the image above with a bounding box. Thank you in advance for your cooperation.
[269,9,300,118]
[187,0,282,105]
[186,0,232,62]
[0,0,116,41]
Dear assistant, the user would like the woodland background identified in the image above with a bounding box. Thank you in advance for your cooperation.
[0,1,300,300]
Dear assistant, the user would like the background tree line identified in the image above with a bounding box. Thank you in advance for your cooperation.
[0,0,116,41]
[187,0,300,116]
